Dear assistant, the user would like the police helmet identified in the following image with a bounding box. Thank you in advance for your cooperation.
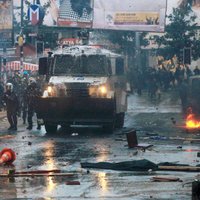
[29,77,36,85]
[6,82,13,92]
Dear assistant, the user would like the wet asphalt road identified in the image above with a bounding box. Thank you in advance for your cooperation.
[0,89,200,200]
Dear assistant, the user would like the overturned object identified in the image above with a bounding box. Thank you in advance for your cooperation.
[81,159,158,171]
[151,176,182,182]
[81,159,200,172]
[0,148,16,165]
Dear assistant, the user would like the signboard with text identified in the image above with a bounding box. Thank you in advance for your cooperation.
[93,0,167,32]
[0,0,13,48]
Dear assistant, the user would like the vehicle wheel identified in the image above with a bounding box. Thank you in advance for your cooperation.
[103,122,115,134]
[45,123,57,134]
[115,113,125,129]
[61,124,71,133]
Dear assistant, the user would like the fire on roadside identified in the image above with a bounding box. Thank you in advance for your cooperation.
[185,113,200,129]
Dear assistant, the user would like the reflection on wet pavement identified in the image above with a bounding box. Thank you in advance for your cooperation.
[0,91,198,199]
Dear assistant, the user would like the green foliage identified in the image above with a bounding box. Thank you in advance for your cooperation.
[107,30,149,55]
[153,3,200,61]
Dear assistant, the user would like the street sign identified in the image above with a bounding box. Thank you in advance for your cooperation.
[27,4,45,25]
[28,33,38,37]
[0,48,16,56]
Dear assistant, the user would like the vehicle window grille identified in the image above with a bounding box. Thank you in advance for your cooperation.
[66,83,89,97]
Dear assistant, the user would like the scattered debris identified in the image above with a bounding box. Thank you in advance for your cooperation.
[65,181,80,185]
[158,165,200,172]
[169,137,200,143]
[151,176,182,182]
[149,135,167,140]
[12,169,61,174]
[170,117,176,124]
[81,159,158,171]
[0,148,16,165]
[125,129,138,148]
[145,132,158,137]
[81,159,200,172]
[115,138,126,141]
[0,135,15,139]
[136,144,154,152]
[125,129,153,151]
[0,172,76,178]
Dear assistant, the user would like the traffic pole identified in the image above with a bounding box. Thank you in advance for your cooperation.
[20,0,24,76]
[18,35,24,76]
[3,47,7,84]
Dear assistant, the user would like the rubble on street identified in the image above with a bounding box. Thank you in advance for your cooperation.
[0,90,200,200]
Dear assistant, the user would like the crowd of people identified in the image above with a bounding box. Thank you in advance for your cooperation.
[1,63,200,131]
[131,63,200,99]
[0,72,43,131]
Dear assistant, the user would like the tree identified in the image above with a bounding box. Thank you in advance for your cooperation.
[105,30,148,55]
[153,3,200,62]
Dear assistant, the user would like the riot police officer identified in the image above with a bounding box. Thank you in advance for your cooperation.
[3,83,19,131]
[25,77,42,130]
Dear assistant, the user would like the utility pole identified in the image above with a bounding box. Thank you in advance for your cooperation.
[3,47,7,83]
[135,32,141,70]
[19,0,24,75]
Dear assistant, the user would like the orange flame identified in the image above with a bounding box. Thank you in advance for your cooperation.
[186,114,200,129]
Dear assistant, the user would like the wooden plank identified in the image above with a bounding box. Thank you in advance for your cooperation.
[0,173,76,178]
[151,176,181,182]
[13,169,61,174]
[158,165,200,172]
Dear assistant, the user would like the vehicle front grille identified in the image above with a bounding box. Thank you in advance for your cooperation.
[65,83,89,97]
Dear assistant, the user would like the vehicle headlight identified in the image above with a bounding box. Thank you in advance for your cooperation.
[42,85,56,97]
[98,85,107,95]
[47,86,53,94]
[89,84,113,98]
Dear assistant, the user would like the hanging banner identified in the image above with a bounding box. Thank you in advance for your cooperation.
[92,0,167,32]
[40,0,93,28]
[0,0,13,48]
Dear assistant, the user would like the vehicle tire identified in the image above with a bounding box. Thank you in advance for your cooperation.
[103,122,115,134]
[61,124,71,133]
[115,112,125,129]
[45,123,57,134]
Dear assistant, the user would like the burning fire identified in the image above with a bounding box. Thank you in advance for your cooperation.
[186,114,200,129]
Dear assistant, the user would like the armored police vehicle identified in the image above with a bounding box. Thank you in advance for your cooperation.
[36,45,127,133]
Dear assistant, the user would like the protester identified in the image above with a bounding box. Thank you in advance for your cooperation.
[178,79,189,115]
[0,80,4,111]
[193,66,200,75]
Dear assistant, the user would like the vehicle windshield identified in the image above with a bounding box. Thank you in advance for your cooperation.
[53,54,110,76]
